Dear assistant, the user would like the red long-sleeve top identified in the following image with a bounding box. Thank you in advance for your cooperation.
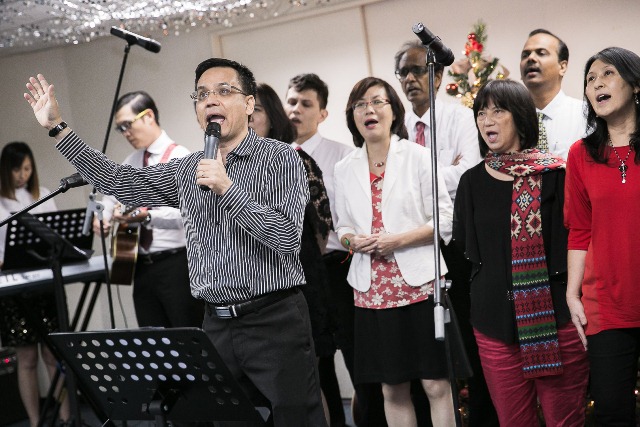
[564,140,640,335]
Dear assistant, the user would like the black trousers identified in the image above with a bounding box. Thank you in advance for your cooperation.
[587,327,640,426]
[133,249,204,328]
[202,289,327,427]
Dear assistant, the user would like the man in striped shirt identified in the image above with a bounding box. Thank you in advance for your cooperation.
[23,58,326,426]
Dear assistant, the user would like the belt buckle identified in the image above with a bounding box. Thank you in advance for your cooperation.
[214,305,237,319]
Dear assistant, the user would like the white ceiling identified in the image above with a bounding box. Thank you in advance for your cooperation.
[0,0,364,57]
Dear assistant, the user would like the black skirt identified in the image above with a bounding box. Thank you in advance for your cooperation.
[0,293,60,347]
[354,296,448,385]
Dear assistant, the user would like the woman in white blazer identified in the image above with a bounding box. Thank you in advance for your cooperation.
[334,77,454,427]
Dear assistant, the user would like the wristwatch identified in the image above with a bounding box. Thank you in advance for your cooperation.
[48,121,68,137]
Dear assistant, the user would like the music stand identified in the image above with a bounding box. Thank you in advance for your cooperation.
[49,328,267,426]
[3,208,93,271]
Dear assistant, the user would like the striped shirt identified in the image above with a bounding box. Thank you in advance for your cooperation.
[56,128,309,304]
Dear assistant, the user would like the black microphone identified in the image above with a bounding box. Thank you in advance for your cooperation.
[200,122,221,192]
[110,26,161,53]
[59,173,89,191]
[412,22,455,66]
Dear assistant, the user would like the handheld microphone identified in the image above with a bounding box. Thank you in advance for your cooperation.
[412,23,455,66]
[200,122,221,192]
[110,26,161,53]
[59,173,89,191]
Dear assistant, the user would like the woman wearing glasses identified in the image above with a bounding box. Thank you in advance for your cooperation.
[334,77,455,426]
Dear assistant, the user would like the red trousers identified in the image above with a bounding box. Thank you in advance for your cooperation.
[474,323,589,427]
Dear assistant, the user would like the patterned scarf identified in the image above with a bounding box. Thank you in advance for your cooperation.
[485,148,566,378]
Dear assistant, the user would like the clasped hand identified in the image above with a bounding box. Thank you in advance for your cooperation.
[351,232,399,256]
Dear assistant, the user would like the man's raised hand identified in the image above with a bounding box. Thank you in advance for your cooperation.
[24,74,63,130]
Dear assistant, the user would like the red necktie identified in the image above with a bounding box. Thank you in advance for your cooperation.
[139,150,153,251]
[415,121,426,147]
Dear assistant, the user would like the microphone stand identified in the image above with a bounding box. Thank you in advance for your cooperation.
[424,48,464,427]
[81,40,136,329]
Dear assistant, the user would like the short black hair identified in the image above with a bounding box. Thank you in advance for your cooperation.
[394,40,445,77]
[582,47,640,164]
[287,73,329,110]
[528,29,569,63]
[473,79,539,157]
[345,77,408,148]
[256,83,297,143]
[195,58,257,97]
[116,91,160,125]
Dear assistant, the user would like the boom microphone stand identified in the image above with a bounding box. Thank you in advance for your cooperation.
[412,22,471,426]
[81,27,162,328]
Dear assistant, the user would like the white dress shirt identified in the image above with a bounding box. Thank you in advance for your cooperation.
[406,98,481,202]
[537,90,587,160]
[0,187,57,263]
[292,132,354,252]
[101,131,190,254]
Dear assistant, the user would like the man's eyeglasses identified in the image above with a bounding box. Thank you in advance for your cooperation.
[395,66,429,81]
[352,99,391,113]
[115,109,150,133]
[190,85,248,102]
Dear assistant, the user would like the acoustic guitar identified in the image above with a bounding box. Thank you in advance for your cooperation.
[109,205,140,285]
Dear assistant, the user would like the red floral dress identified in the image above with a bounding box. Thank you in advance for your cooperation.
[354,173,433,309]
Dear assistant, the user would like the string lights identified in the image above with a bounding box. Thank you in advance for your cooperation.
[0,0,341,54]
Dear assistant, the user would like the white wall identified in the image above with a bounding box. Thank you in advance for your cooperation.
[1,0,639,397]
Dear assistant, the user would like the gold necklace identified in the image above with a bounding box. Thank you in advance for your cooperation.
[608,135,633,184]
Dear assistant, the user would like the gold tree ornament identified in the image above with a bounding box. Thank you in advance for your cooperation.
[447,20,509,108]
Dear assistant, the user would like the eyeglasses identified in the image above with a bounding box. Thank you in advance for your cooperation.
[190,84,248,102]
[115,109,150,133]
[352,99,391,113]
[395,66,429,81]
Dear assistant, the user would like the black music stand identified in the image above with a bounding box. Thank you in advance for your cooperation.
[3,208,93,271]
[49,328,267,426]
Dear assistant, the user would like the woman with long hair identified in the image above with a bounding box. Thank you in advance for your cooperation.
[0,141,70,427]
[565,46,640,424]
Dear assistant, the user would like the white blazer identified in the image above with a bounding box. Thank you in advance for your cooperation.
[334,135,453,292]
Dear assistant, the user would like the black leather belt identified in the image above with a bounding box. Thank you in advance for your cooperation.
[138,247,186,265]
[207,287,298,319]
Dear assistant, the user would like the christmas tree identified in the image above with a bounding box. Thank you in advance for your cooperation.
[446,21,509,108]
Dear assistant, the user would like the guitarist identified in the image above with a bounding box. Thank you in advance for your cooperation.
[93,91,204,328]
